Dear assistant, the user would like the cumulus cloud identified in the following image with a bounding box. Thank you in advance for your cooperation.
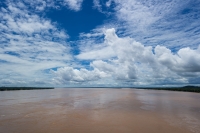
[52,67,108,84]
[155,45,200,73]
[54,28,200,85]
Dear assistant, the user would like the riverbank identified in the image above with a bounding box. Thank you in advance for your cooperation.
[138,86,200,93]
[0,87,54,91]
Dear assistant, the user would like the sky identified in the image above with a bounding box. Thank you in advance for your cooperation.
[0,0,200,87]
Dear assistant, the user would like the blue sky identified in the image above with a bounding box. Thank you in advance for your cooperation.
[0,0,200,87]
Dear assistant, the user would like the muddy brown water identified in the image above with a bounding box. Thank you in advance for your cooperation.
[0,88,200,133]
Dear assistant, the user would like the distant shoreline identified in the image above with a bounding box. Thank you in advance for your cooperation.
[0,87,54,91]
[136,86,200,93]
[0,86,199,93]
[57,86,200,93]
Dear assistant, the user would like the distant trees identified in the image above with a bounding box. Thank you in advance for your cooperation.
[140,86,200,93]
[0,87,54,91]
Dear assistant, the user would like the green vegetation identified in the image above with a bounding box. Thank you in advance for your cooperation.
[138,86,200,93]
[0,87,54,91]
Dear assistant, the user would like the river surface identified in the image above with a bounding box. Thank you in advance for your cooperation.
[0,88,200,133]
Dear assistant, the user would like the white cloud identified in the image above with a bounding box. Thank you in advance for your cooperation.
[93,0,102,12]
[6,0,84,12]
[99,0,200,50]
[64,0,83,11]
[52,67,108,84]
[1,0,200,87]
[115,0,159,30]
[0,1,72,86]
[91,60,115,73]
[76,46,115,60]
[55,28,200,86]
[93,0,115,15]
[155,45,200,73]
[106,0,113,7]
